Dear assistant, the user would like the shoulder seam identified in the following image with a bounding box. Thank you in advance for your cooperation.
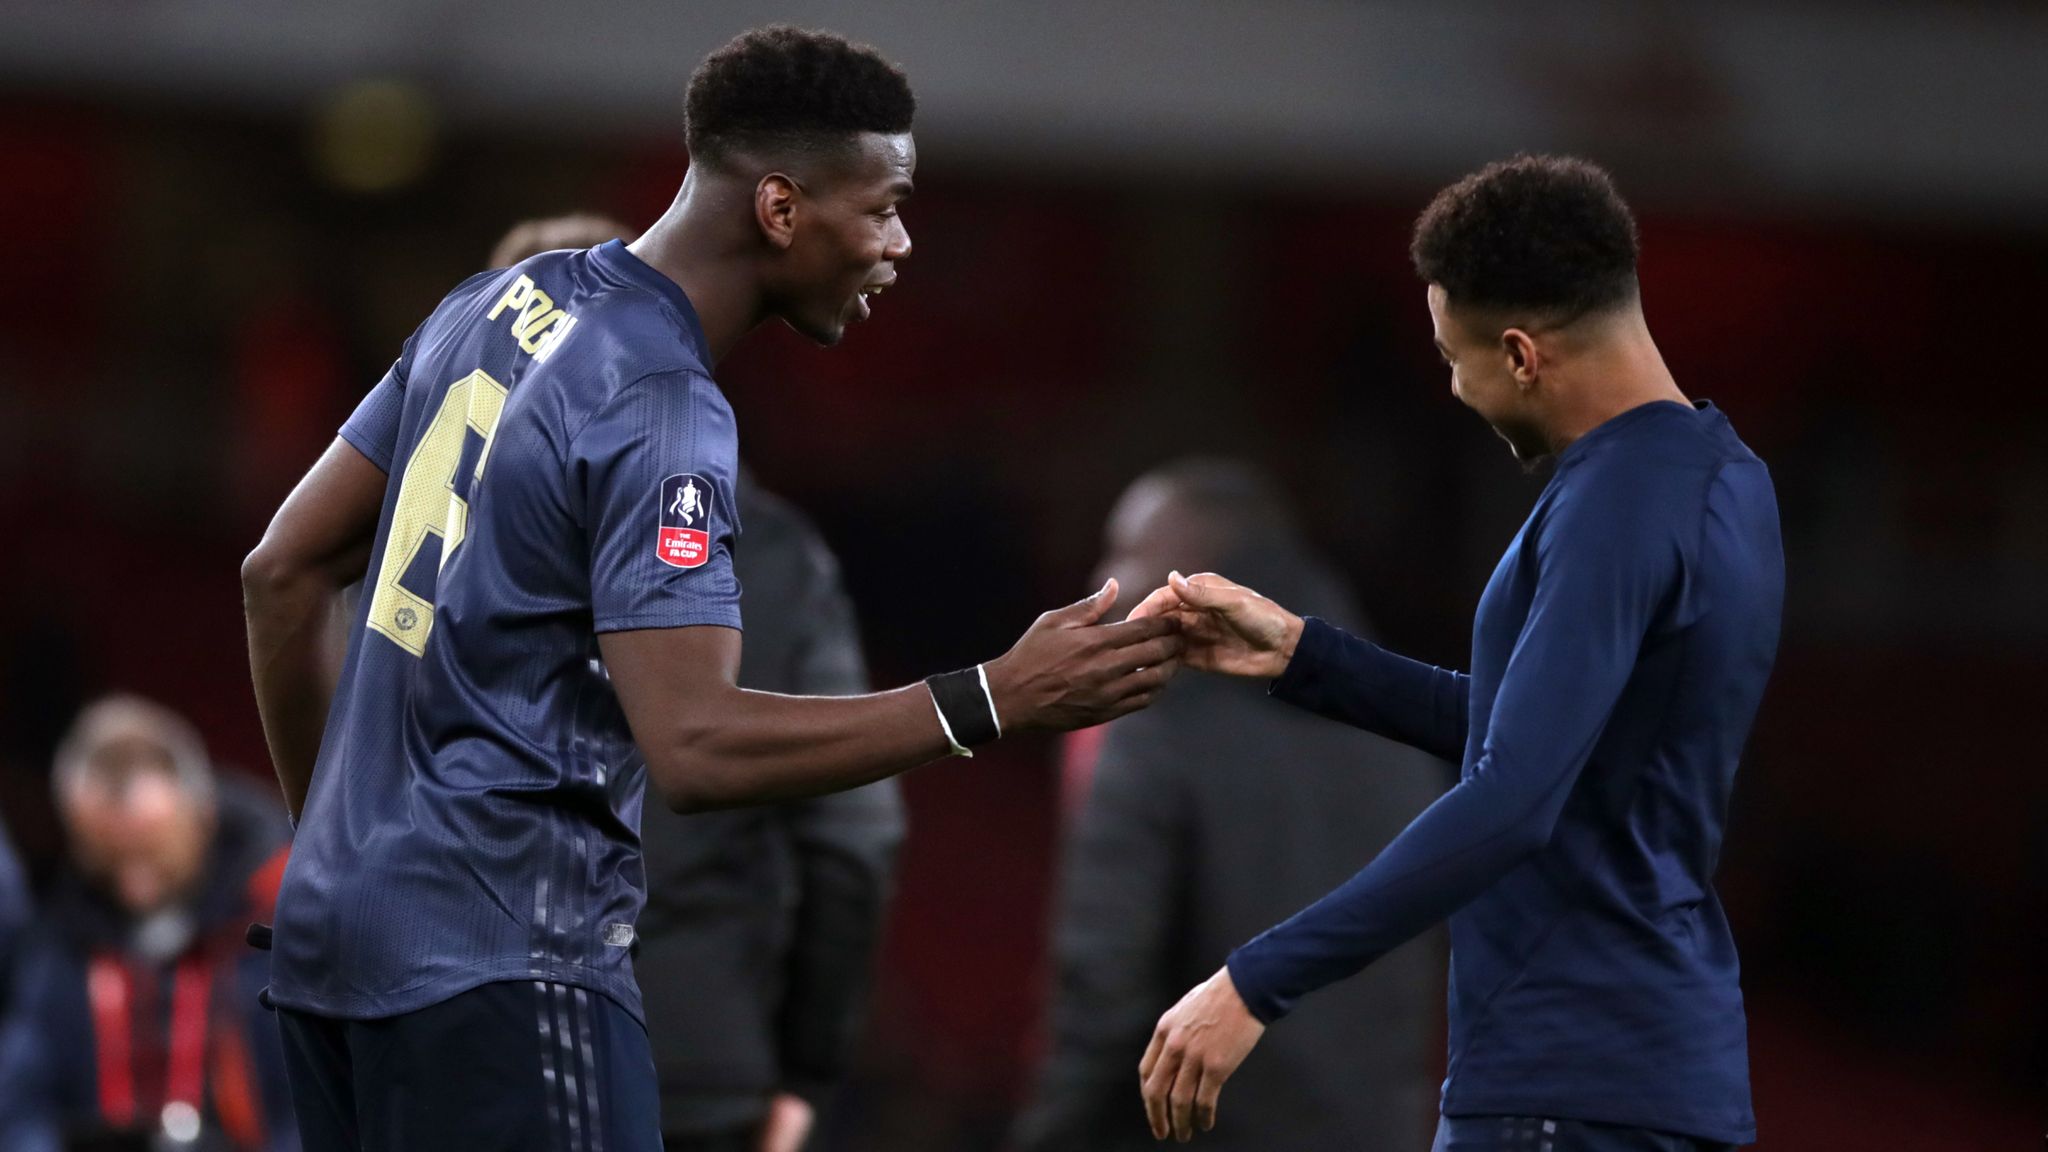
[562,367,717,456]
[1669,457,1744,614]
[395,267,506,384]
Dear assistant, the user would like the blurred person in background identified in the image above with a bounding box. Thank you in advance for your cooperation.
[0,696,295,1152]
[240,26,1176,1152]
[488,214,643,272]
[0,818,27,1004]
[641,472,903,1152]
[492,215,907,1152]
[1013,458,1446,1152]
[1131,157,1782,1151]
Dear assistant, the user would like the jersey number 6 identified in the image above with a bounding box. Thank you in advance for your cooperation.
[366,370,509,657]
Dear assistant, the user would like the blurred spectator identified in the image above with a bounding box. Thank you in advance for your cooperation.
[490,216,907,1152]
[0,819,26,1002]
[1014,458,1448,1152]
[0,697,294,1152]
[487,212,640,270]
[639,473,905,1152]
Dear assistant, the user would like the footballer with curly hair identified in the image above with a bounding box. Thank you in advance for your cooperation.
[241,27,1182,1151]
[1132,156,1783,1151]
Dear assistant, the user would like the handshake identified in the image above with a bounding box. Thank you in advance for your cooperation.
[979,571,1306,736]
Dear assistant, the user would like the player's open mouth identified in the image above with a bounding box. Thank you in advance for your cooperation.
[853,277,895,320]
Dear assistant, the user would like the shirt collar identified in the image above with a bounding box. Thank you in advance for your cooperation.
[1557,398,1707,465]
[590,239,709,361]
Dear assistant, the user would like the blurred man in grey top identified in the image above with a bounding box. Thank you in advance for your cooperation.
[639,472,905,1152]
[1015,458,1446,1152]
[0,818,25,1004]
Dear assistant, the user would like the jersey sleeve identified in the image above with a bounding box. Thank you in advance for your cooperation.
[341,270,508,473]
[1224,471,1681,1022]
[1269,617,1471,762]
[573,370,744,634]
[338,326,424,473]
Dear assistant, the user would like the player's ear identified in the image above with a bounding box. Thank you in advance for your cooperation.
[1500,327,1541,389]
[755,173,801,251]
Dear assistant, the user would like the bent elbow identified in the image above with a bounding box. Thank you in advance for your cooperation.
[644,734,736,815]
[1505,814,1558,861]
[240,543,294,602]
[645,755,703,814]
[656,778,719,815]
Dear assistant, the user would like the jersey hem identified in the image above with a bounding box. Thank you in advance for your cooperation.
[1442,1087,1756,1145]
[593,609,743,634]
[337,422,393,473]
[269,957,644,1026]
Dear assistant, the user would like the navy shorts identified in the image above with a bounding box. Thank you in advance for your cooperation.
[277,980,662,1152]
[1431,1115,1740,1152]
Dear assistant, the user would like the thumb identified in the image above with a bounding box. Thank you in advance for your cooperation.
[1167,570,1227,610]
[1054,577,1119,626]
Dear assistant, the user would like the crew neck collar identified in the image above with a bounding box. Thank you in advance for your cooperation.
[592,239,708,360]
[1558,399,1711,464]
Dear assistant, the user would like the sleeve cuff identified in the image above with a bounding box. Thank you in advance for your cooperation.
[1267,616,1337,705]
[337,422,394,474]
[590,609,743,635]
[1224,947,1291,1025]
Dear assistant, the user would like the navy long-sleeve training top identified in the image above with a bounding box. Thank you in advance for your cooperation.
[1226,400,1782,1144]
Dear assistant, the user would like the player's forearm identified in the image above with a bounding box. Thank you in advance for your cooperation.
[1270,617,1469,761]
[242,558,348,818]
[239,438,385,820]
[1224,752,1567,1022]
[646,684,951,812]
[1232,534,1673,1020]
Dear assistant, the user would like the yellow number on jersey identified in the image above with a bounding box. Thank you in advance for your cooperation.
[365,370,509,657]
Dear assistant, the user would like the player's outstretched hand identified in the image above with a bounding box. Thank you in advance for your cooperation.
[1139,966,1266,1142]
[984,579,1184,732]
[1126,571,1304,680]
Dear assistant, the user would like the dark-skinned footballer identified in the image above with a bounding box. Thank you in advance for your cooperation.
[241,28,1180,1151]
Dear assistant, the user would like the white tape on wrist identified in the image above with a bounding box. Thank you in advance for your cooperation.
[928,682,974,758]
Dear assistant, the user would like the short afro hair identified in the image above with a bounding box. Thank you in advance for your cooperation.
[685,26,915,168]
[1411,154,1640,322]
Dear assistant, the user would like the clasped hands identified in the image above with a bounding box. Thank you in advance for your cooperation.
[1124,571,1305,681]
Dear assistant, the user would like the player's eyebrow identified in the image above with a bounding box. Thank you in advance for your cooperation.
[889,178,915,200]
[1433,338,1453,360]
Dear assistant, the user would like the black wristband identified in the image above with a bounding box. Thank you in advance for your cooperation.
[925,665,1002,753]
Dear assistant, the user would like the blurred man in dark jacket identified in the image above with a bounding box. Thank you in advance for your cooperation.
[639,473,905,1152]
[0,696,296,1152]
[489,217,906,1152]
[1016,458,1448,1152]
[0,818,26,1005]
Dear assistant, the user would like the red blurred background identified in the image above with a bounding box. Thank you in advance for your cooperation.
[1,5,2043,1147]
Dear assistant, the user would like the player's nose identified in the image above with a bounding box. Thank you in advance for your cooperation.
[885,216,912,262]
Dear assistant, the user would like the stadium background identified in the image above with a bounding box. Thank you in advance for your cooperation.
[0,2,2040,1148]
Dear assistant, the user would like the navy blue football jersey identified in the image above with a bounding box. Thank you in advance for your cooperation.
[270,240,743,1022]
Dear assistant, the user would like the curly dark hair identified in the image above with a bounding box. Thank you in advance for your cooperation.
[1411,154,1639,321]
[685,26,915,168]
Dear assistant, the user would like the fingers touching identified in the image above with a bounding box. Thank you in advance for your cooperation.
[1125,583,1184,622]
